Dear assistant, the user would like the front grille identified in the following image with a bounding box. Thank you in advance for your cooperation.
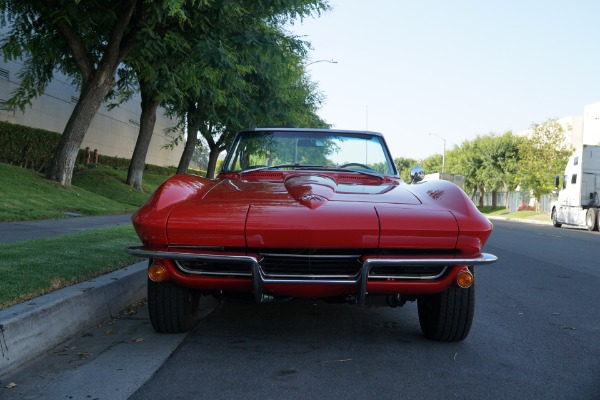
[260,253,362,280]
[176,260,252,277]
[173,248,451,281]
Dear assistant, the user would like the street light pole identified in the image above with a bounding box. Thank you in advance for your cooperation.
[428,133,446,173]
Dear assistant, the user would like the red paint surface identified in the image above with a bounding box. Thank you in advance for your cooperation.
[132,171,493,298]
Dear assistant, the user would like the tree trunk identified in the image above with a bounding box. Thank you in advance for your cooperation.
[206,144,223,179]
[177,130,197,174]
[127,87,160,190]
[491,190,497,210]
[176,110,199,174]
[478,187,485,208]
[46,77,114,186]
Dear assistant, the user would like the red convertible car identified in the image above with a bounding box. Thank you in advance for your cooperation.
[127,128,496,341]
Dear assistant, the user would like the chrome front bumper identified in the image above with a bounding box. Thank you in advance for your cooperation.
[126,246,497,305]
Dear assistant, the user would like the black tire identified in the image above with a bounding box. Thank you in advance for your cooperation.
[585,208,599,232]
[551,208,562,228]
[417,280,475,342]
[147,278,200,333]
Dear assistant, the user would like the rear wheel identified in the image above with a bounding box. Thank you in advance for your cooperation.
[417,280,475,342]
[585,208,599,231]
[148,278,200,333]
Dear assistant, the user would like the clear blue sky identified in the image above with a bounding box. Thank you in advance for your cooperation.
[289,0,600,160]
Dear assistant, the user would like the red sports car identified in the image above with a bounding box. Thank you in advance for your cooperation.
[127,128,496,341]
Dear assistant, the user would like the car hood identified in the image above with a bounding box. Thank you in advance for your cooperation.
[165,174,462,251]
[209,174,420,205]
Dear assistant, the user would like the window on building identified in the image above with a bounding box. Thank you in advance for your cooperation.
[574,157,579,166]
[563,175,567,190]
[571,174,577,184]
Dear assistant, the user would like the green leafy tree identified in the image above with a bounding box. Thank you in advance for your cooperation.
[449,139,485,204]
[0,0,190,186]
[469,132,522,209]
[116,8,191,189]
[394,157,419,182]
[0,0,328,186]
[172,14,328,178]
[517,119,573,204]
[421,154,443,175]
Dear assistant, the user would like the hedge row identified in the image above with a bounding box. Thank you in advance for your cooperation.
[0,121,176,175]
[0,121,61,172]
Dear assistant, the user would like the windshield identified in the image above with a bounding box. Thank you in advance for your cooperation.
[221,130,397,176]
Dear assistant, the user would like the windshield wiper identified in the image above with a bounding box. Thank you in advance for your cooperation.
[239,164,385,180]
[321,166,385,180]
[238,164,325,174]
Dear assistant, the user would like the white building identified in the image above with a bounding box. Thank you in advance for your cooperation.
[516,101,600,148]
[582,101,600,146]
[0,59,183,167]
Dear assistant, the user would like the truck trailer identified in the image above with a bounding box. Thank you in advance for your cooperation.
[551,145,600,231]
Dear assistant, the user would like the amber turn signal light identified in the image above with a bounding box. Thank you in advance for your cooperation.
[148,263,167,282]
[456,270,474,288]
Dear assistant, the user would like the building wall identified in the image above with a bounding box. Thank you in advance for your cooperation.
[515,101,599,149]
[558,115,584,148]
[0,60,183,167]
[583,101,600,145]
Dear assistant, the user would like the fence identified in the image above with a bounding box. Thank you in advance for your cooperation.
[471,191,555,213]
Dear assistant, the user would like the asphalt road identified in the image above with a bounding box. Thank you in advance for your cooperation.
[0,213,133,243]
[3,221,600,399]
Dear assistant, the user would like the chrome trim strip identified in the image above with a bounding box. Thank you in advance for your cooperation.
[127,247,257,263]
[260,253,361,259]
[368,266,448,281]
[260,272,360,280]
[174,261,253,277]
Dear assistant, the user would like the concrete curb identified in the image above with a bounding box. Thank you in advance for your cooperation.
[488,216,552,226]
[0,261,147,377]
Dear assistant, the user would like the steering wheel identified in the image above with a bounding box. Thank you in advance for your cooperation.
[339,162,373,171]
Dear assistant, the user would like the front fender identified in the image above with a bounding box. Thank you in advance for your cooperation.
[132,174,217,245]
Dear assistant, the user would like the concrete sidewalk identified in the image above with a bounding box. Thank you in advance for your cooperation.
[0,213,147,377]
[0,263,147,377]
[0,213,133,243]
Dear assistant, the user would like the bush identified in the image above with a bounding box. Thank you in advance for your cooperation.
[0,121,60,171]
[0,121,182,175]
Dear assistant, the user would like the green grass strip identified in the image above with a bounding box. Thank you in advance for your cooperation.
[0,225,143,310]
[0,163,139,221]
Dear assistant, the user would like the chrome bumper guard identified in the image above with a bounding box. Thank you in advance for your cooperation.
[126,246,497,305]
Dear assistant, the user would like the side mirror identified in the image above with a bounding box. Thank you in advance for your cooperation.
[554,175,560,189]
[409,166,425,184]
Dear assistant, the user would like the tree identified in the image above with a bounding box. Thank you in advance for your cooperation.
[1,0,328,186]
[517,119,573,204]
[172,16,328,177]
[468,132,523,209]
[0,0,178,185]
[115,8,191,189]
[394,157,419,182]
[421,154,443,175]
[449,139,485,205]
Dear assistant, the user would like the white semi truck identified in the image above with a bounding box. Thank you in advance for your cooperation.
[551,145,600,231]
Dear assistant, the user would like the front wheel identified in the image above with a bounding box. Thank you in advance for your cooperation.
[417,281,475,342]
[148,279,200,333]
[585,208,599,232]
[551,208,562,228]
